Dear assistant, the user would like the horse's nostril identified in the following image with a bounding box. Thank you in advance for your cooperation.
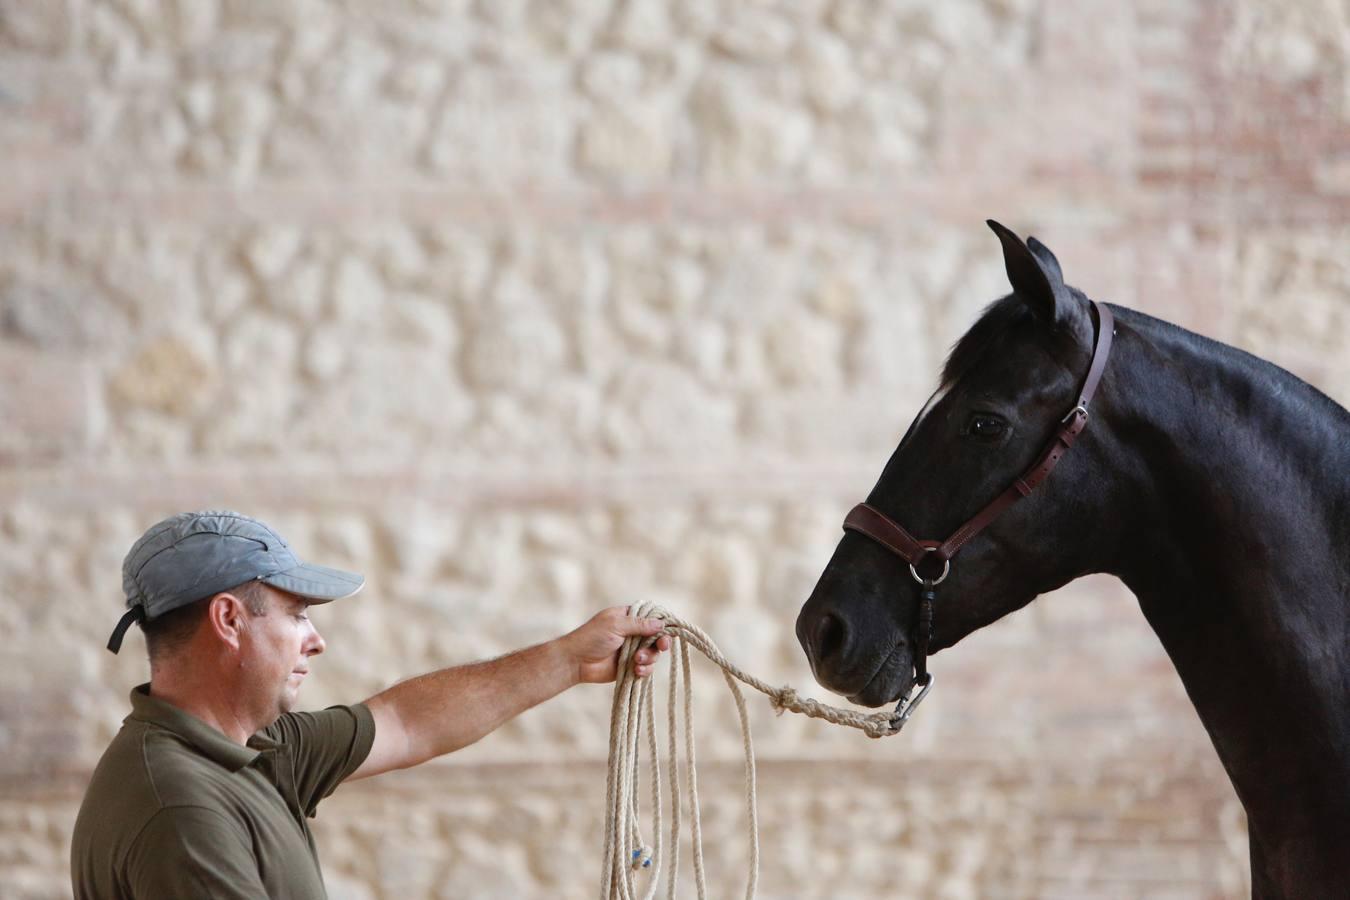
[814,612,847,665]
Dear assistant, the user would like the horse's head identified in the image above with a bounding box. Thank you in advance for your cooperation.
[797,220,1116,708]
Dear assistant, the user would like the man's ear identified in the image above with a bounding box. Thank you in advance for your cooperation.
[207,592,248,651]
[986,219,1074,328]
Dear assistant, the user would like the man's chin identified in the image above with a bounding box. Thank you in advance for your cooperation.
[276,687,300,715]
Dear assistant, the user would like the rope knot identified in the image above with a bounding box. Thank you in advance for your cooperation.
[770,685,797,716]
[861,717,894,739]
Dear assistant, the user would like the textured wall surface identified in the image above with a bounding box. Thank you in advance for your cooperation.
[3,0,1349,897]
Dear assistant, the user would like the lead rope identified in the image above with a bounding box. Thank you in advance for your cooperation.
[600,603,902,900]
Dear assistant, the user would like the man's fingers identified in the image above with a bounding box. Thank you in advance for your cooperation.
[633,635,674,664]
[614,615,669,638]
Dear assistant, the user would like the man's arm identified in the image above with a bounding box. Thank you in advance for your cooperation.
[347,606,669,781]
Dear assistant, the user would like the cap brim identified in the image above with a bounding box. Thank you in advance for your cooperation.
[261,563,364,603]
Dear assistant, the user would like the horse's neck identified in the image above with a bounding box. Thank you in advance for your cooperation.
[1107,307,1350,573]
[1104,308,1350,854]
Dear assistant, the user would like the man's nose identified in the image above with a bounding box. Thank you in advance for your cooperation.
[305,625,326,656]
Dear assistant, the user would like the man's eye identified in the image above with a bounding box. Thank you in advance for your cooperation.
[968,415,1006,438]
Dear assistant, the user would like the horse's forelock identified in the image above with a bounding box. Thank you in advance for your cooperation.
[939,289,1096,391]
[939,294,1033,389]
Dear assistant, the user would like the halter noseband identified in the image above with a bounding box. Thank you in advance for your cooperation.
[844,300,1115,733]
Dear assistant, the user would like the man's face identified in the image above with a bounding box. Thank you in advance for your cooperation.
[240,585,326,722]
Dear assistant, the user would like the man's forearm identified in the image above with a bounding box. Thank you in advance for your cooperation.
[363,638,580,768]
[348,608,666,781]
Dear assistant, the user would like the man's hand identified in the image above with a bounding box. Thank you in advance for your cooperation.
[561,606,672,684]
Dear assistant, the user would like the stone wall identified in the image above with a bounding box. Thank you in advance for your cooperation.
[3,1,1348,897]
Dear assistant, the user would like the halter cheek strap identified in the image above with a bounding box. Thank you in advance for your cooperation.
[847,301,1114,571]
[843,300,1115,731]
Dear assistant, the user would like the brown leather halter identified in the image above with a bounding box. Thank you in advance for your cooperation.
[843,300,1115,732]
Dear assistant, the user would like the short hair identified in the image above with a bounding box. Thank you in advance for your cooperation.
[142,579,270,662]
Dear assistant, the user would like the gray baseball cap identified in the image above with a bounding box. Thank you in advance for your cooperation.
[108,510,365,654]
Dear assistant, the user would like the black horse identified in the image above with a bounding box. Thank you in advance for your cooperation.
[796,221,1350,897]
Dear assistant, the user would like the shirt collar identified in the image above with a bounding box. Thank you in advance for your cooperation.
[127,683,278,772]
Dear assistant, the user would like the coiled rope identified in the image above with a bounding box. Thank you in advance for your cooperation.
[600,603,902,900]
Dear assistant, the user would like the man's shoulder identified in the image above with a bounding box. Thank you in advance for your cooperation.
[79,719,238,823]
[77,721,160,828]
[258,702,370,747]
[72,720,177,879]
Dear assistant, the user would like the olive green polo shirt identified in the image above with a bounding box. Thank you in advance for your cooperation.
[71,684,375,899]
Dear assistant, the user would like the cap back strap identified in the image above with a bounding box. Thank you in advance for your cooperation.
[107,606,145,654]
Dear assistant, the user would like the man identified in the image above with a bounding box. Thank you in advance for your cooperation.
[71,510,671,899]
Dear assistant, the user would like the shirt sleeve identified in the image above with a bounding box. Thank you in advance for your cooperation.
[124,806,267,900]
[261,702,376,817]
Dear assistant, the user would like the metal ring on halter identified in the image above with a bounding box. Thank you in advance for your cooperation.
[908,550,950,586]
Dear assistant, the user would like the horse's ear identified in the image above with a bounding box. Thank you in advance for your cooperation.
[1026,236,1063,283]
[986,220,1070,326]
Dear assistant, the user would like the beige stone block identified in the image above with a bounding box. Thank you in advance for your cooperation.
[301,323,348,381]
[0,277,132,350]
[243,224,304,281]
[688,70,814,179]
[579,51,645,103]
[711,8,796,62]
[577,106,674,179]
[273,257,327,322]
[425,67,575,179]
[331,256,386,325]
[1224,228,1350,409]
[109,331,217,418]
[0,0,73,54]
[0,342,97,462]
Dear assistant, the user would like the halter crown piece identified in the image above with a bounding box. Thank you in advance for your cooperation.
[842,300,1115,730]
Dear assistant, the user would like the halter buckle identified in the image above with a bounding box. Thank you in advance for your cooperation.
[888,672,934,733]
[1061,403,1089,425]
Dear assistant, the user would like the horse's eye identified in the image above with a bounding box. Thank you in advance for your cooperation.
[967,415,1006,439]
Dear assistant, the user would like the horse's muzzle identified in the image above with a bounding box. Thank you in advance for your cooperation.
[796,600,912,704]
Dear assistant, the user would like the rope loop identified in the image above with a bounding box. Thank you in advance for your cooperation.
[601,604,904,900]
